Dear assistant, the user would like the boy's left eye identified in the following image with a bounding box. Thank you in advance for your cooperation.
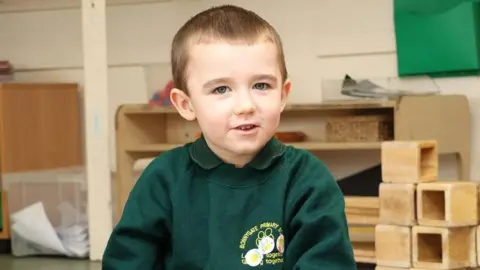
[253,83,269,90]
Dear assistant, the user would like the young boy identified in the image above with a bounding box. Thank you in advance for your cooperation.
[102,4,356,269]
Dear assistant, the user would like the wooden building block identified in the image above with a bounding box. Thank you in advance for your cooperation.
[375,224,411,268]
[379,183,416,226]
[381,140,437,183]
[478,184,480,225]
[477,226,480,267]
[417,182,478,227]
[412,226,476,269]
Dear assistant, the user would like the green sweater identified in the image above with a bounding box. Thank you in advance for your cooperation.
[102,137,355,269]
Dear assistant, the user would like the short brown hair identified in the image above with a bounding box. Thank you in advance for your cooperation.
[170,5,288,94]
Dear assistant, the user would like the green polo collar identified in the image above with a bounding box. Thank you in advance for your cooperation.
[189,135,285,170]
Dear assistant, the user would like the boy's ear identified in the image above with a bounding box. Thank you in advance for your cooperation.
[170,88,196,121]
[280,79,291,111]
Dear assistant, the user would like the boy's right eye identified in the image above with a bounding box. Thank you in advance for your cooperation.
[213,86,229,94]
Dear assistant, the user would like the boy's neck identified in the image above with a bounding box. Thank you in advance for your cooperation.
[203,137,258,168]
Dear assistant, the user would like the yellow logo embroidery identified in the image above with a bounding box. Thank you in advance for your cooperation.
[239,222,284,267]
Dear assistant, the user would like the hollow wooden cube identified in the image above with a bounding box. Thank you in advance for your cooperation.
[412,226,476,269]
[417,182,478,227]
[381,140,438,183]
[375,224,412,268]
[379,183,416,226]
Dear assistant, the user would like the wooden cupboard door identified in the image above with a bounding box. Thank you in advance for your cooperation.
[0,83,84,172]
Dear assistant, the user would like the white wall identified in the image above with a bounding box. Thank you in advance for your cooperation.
[0,0,478,181]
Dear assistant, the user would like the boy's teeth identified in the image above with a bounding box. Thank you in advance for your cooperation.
[239,125,254,130]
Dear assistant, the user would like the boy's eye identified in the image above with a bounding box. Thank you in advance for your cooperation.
[213,86,229,94]
[253,83,269,90]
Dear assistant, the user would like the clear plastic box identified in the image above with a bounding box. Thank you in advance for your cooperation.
[2,166,88,257]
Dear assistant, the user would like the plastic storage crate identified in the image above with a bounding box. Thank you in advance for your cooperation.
[2,167,88,257]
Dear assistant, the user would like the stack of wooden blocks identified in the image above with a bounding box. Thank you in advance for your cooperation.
[375,140,479,270]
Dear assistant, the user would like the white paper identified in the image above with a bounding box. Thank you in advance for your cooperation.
[10,202,89,258]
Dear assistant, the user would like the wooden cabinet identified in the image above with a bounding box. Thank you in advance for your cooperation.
[0,83,84,239]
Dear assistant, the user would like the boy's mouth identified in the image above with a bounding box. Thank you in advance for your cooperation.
[234,124,258,131]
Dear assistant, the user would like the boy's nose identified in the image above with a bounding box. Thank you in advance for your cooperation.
[234,94,255,115]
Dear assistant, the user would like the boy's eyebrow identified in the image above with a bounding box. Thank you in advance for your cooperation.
[203,77,232,89]
[251,74,277,83]
[202,74,278,89]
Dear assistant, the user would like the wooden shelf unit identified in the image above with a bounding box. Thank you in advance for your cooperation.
[115,94,471,263]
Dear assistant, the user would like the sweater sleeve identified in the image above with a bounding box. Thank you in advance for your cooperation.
[102,157,172,270]
[283,151,356,269]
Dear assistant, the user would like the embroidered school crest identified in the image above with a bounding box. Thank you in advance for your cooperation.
[239,221,284,267]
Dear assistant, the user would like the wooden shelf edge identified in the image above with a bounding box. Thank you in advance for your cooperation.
[288,142,382,150]
[117,100,397,116]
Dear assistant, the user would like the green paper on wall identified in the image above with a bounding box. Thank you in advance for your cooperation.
[394,0,480,77]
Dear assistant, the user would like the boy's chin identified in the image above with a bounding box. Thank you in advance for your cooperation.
[231,145,261,156]
[228,141,266,156]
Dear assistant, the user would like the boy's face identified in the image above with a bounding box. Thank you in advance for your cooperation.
[171,40,290,166]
